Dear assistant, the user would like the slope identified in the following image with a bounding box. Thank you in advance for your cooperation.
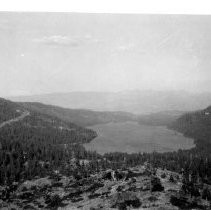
[138,110,185,126]
[19,102,137,126]
[0,98,25,123]
[0,98,97,185]
[169,105,211,152]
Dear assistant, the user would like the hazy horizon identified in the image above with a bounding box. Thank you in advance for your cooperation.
[1,13,211,97]
[5,88,211,98]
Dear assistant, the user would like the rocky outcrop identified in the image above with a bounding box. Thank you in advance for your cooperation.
[1,165,211,210]
[18,177,52,192]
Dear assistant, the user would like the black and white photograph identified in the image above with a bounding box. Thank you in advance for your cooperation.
[0,1,211,209]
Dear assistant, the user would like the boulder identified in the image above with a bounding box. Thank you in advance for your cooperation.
[18,177,52,192]
[95,185,111,196]
[142,182,151,191]
[16,190,34,200]
[67,188,82,198]
[110,191,142,209]
[88,193,101,199]
[45,194,63,208]
[59,176,72,187]
[102,170,114,180]
[170,195,200,209]
[124,170,143,180]
[71,196,83,203]
[102,170,125,181]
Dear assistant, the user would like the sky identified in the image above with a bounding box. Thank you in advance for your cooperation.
[0,12,211,96]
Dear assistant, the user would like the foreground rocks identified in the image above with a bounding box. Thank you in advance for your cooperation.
[111,191,142,209]
[0,165,211,209]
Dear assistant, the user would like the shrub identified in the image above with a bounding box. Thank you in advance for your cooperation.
[202,187,211,201]
[151,177,164,192]
[169,174,175,182]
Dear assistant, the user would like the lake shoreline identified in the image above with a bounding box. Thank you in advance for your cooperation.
[84,121,195,155]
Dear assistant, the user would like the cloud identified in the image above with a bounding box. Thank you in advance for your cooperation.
[117,44,135,52]
[33,35,100,47]
[84,34,100,43]
[111,43,136,56]
[33,35,80,47]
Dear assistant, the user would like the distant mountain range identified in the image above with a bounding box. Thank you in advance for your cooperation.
[9,90,211,114]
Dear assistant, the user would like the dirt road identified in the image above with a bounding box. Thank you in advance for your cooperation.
[0,111,30,129]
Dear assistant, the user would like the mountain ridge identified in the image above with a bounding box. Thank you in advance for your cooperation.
[19,101,137,127]
[169,105,211,152]
[8,90,211,114]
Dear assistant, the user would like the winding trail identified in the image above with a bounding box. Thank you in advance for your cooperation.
[0,111,30,129]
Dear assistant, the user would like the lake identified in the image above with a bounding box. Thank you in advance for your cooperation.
[84,121,195,154]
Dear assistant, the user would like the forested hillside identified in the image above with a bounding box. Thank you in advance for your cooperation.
[19,102,137,126]
[138,110,184,126]
[170,106,211,152]
[0,98,137,186]
[0,99,97,185]
[0,98,25,123]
